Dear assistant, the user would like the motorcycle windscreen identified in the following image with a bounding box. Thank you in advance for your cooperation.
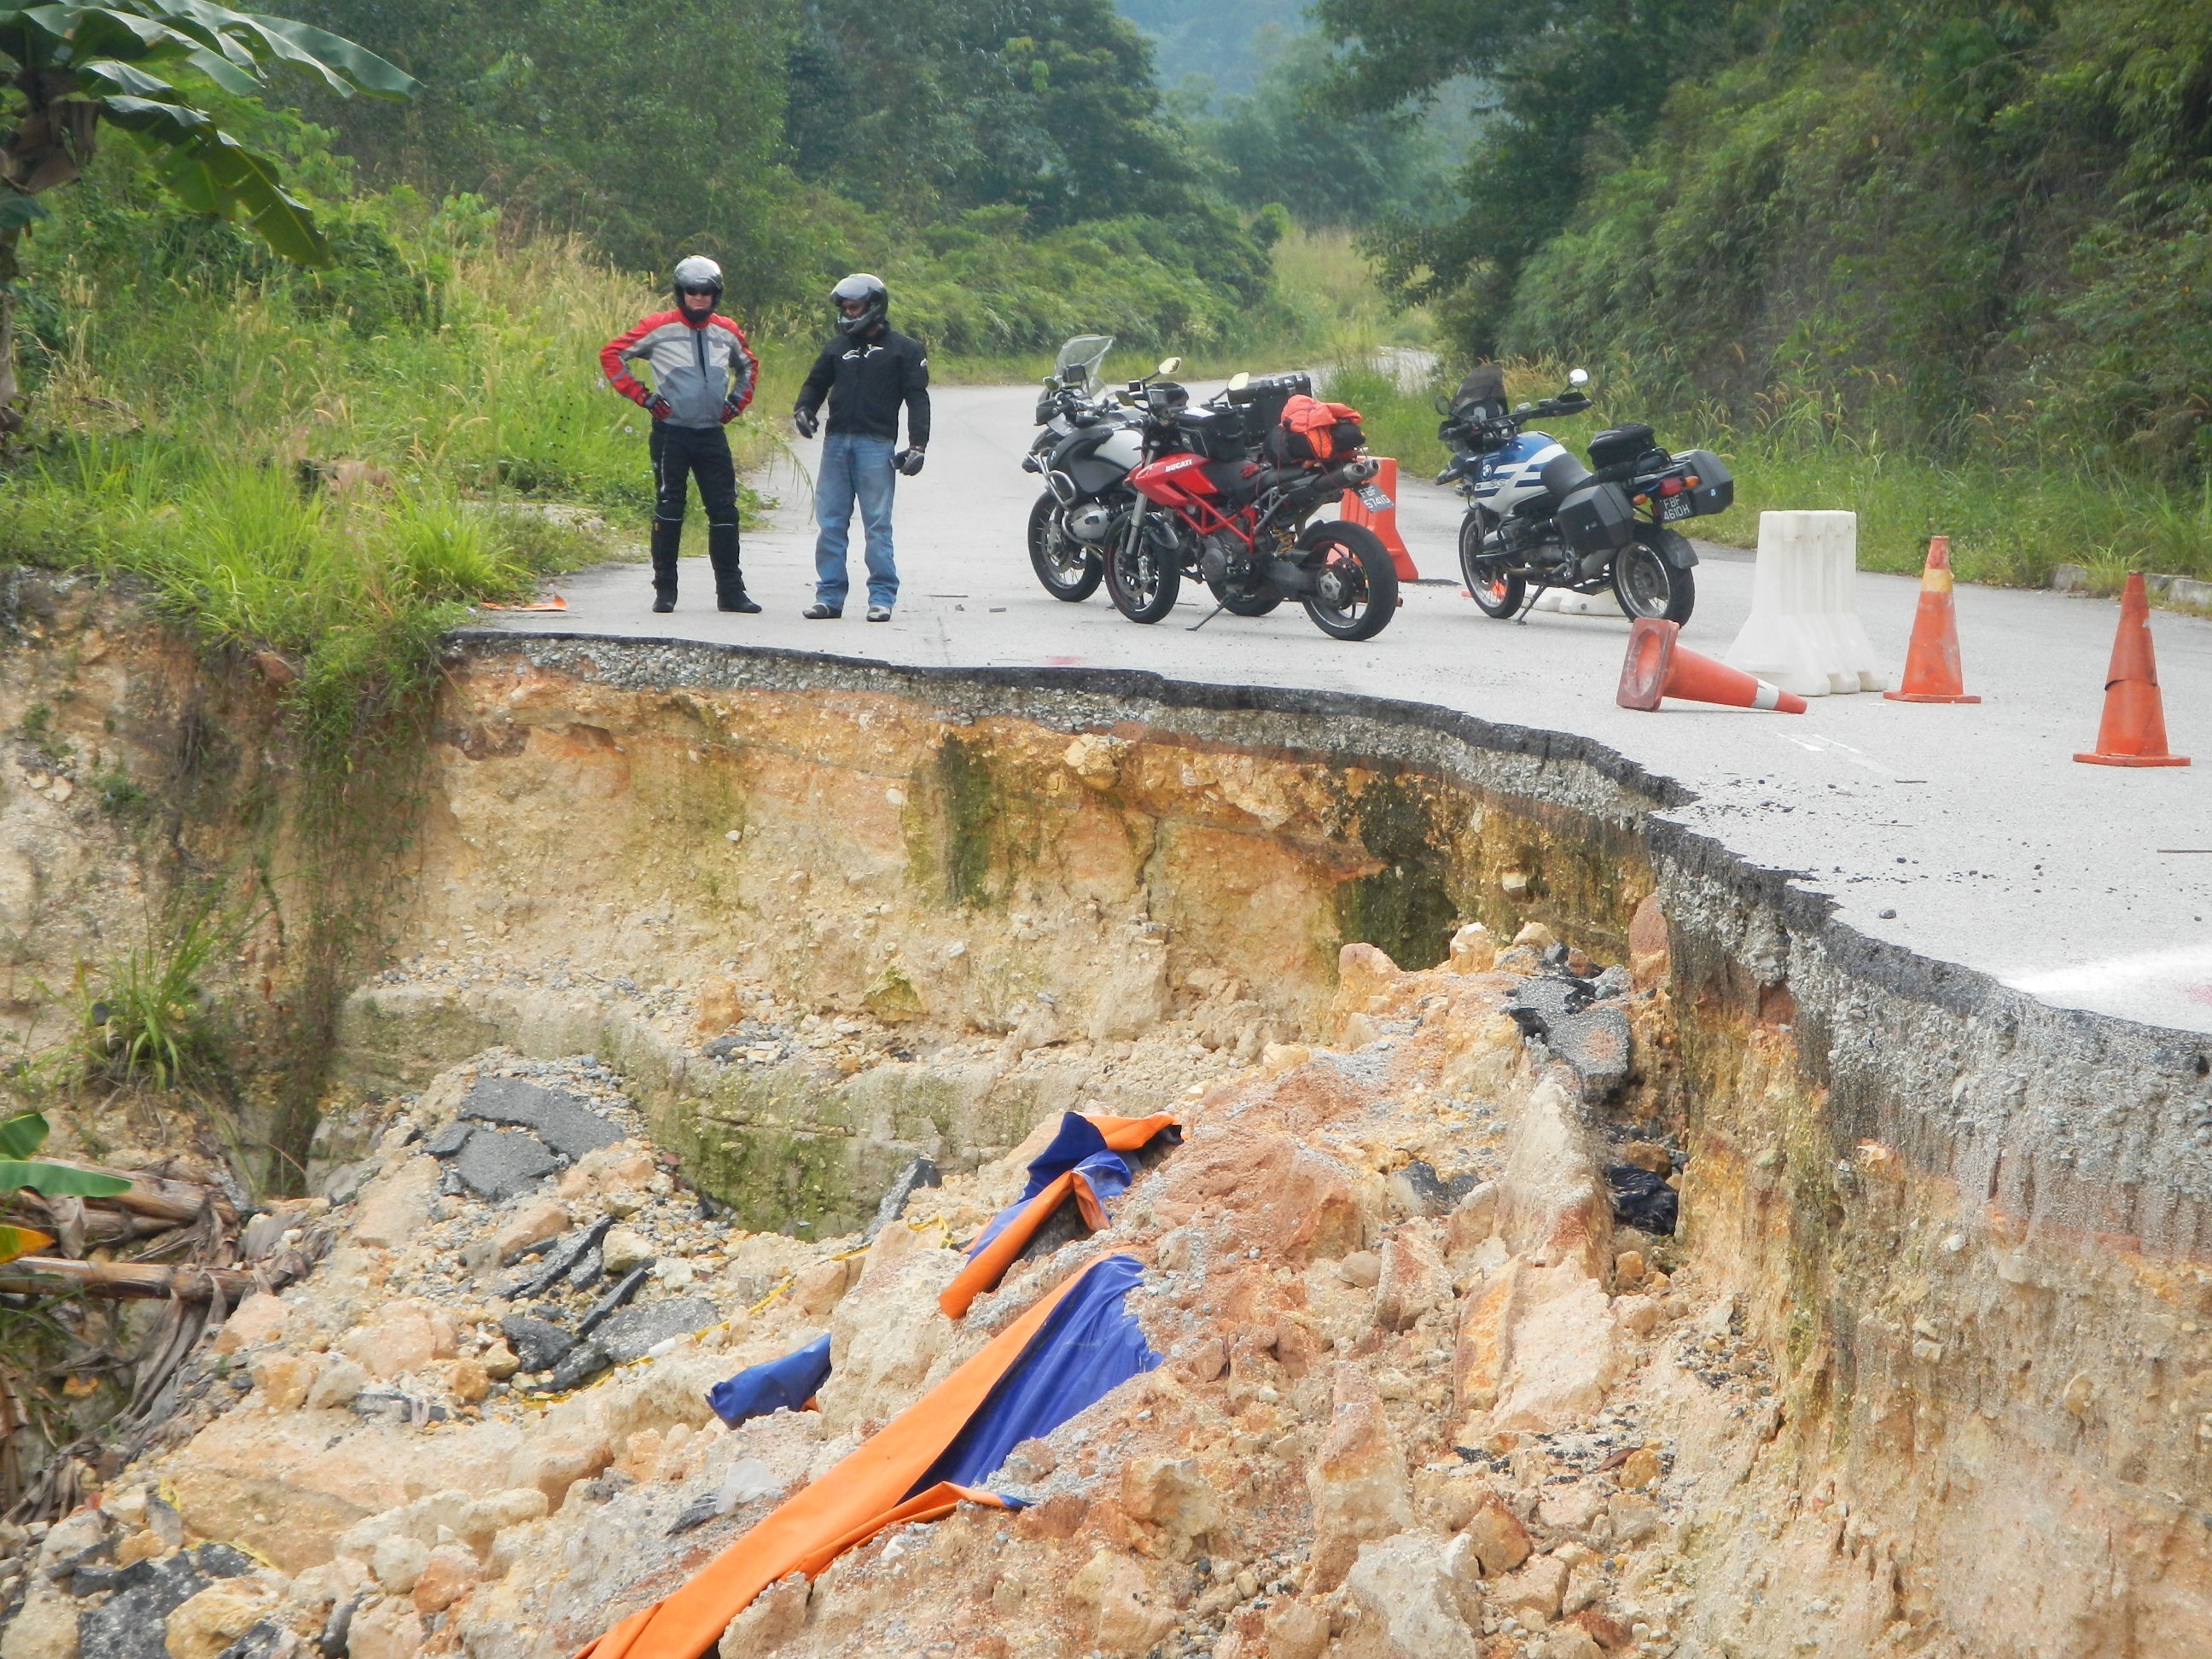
[1052,335,1115,394]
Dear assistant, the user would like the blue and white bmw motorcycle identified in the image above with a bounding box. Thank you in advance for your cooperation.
[1436,366,1733,625]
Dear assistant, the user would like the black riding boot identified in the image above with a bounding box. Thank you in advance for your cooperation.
[650,519,681,612]
[709,521,760,613]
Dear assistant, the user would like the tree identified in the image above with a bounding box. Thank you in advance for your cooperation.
[0,0,416,425]
[1313,0,1727,351]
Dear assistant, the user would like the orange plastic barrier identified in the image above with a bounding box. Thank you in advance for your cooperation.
[576,1260,1107,1659]
[1884,537,1979,703]
[2075,571,2190,766]
[1339,457,1419,581]
[1617,617,1807,714]
[939,1169,1106,1319]
[937,1112,1178,1320]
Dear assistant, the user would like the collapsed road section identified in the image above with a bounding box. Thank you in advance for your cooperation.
[1,601,2207,1659]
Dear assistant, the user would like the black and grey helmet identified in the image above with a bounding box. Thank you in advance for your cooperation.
[672,255,724,307]
[831,272,888,337]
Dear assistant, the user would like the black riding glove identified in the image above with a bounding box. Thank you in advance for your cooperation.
[893,446,926,477]
[792,406,818,439]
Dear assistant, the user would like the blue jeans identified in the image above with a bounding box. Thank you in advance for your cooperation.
[812,434,898,609]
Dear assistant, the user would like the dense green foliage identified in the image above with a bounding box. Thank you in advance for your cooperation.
[280,0,1266,347]
[1195,32,1476,226]
[1321,0,2212,492]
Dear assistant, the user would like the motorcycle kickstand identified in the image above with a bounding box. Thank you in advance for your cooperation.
[1516,585,1545,625]
[1186,602,1226,632]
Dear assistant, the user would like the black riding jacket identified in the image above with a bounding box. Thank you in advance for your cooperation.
[796,327,931,447]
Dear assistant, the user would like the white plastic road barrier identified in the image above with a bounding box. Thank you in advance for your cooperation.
[1530,588,1612,616]
[1724,509,1889,696]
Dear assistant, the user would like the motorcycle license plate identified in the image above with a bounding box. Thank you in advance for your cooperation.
[1356,484,1394,512]
[1659,492,1693,521]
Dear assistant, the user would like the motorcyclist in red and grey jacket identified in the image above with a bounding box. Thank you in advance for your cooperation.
[601,256,761,614]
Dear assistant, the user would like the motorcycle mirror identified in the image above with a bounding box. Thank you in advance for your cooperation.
[1433,394,1450,415]
[1227,371,1250,393]
[1159,357,1183,375]
[1568,368,1590,387]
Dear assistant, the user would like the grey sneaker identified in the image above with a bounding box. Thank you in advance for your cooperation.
[802,602,841,620]
[866,604,893,622]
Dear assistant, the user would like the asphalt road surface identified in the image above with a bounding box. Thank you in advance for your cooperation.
[486,384,2212,1036]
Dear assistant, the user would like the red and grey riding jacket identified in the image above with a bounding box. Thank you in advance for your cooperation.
[600,310,759,429]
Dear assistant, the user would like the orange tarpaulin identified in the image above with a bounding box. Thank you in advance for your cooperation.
[575,1257,1109,1659]
[937,1112,1179,1321]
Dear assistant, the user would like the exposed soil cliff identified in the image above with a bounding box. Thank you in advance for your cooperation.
[2,582,2207,1659]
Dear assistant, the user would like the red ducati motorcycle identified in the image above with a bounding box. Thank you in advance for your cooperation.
[1109,370,1400,641]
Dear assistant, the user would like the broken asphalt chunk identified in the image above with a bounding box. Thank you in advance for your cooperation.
[451,1126,561,1201]
[503,1215,613,1299]
[498,1313,575,1374]
[1607,1165,1679,1235]
[863,1154,942,1242]
[461,1074,626,1160]
[592,1295,719,1363]
[575,1264,650,1337]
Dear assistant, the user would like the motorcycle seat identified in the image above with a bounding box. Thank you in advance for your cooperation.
[1539,451,1595,500]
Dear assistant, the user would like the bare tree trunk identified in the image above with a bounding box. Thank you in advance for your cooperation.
[0,225,21,435]
[0,1257,257,1300]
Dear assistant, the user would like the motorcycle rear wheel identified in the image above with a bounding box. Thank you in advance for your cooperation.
[1458,511,1524,620]
[1027,492,1103,602]
[1106,519,1181,623]
[1298,521,1398,641]
[1613,530,1696,625]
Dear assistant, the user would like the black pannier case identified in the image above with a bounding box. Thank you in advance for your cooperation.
[1556,482,1636,554]
[1676,448,1734,515]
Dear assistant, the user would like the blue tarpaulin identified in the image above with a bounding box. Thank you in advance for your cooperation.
[910,1252,1157,1495]
[707,1332,833,1428]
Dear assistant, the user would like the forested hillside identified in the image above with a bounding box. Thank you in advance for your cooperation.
[273,0,1266,352]
[1318,0,2212,487]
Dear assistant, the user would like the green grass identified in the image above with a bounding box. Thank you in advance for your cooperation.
[1312,354,2212,595]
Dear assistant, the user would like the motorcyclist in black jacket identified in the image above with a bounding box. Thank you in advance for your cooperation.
[792,275,931,621]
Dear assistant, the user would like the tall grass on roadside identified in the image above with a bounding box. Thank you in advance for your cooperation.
[1317,353,2212,591]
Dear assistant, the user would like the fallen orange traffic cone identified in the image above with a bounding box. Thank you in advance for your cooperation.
[1883,536,1978,703]
[1618,617,1807,713]
[2075,572,2189,766]
[1341,457,1419,581]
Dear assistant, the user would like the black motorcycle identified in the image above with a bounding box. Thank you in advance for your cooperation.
[1438,366,1732,626]
[1020,335,1159,602]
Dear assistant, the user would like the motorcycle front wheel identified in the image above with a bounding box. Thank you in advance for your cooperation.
[1105,517,1181,624]
[1458,511,1524,620]
[1027,492,1103,602]
[1298,521,1398,641]
[1613,529,1697,625]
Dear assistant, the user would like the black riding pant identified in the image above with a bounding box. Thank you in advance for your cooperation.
[651,422,737,526]
[648,422,743,600]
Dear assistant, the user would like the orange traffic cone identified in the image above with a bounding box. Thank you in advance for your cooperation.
[2075,572,2190,766]
[1617,618,1808,713]
[1341,457,1419,581]
[1883,536,1979,703]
